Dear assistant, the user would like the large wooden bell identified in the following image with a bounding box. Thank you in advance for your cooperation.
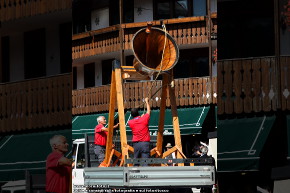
[132,27,179,76]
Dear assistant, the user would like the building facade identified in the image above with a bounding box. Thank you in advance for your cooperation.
[217,0,290,192]
[0,0,72,186]
[72,0,218,165]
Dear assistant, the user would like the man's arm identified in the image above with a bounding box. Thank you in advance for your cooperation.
[101,127,109,132]
[58,157,72,166]
[145,97,151,115]
[102,123,119,131]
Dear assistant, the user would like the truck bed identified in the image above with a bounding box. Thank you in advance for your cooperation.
[84,165,215,188]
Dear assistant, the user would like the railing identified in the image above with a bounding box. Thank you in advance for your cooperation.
[72,15,217,60]
[72,76,217,115]
[0,0,71,22]
[217,56,290,115]
[0,74,71,133]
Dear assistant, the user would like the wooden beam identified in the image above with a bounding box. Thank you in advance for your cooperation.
[114,61,129,160]
[104,70,117,164]
[121,66,150,80]
[162,146,177,158]
[168,71,184,166]
[156,74,170,156]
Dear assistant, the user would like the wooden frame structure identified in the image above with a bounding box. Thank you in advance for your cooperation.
[101,60,186,167]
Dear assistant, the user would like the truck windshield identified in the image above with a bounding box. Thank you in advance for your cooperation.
[76,144,85,168]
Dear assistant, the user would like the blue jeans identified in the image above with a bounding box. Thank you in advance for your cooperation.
[133,141,150,166]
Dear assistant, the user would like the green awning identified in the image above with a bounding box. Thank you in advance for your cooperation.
[72,107,210,139]
[287,115,290,160]
[217,115,275,172]
[0,129,71,182]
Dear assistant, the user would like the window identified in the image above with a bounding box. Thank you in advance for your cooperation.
[193,0,206,16]
[110,0,134,25]
[154,0,209,19]
[76,144,85,169]
[173,48,209,78]
[73,67,77,90]
[84,63,95,88]
[24,29,46,79]
[154,0,190,20]
[59,22,72,73]
[1,36,10,83]
[72,0,91,34]
[102,59,113,85]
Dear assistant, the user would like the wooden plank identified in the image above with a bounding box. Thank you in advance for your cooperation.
[243,59,253,113]
[281,57,287,110]
[179,79,184,106]
[201,23,206,43]
[196,22,201,44]
[184,78,189,106]
[202,78,207,104]
[156,75,169,157]
[198,78,203,105]
[285,57,290,110]
[192,23,197,44]
[105,70,117,164]
[270,57,277,111]
[269,57,281,111]
[193,78,198,105]
[189,78,194,105]
[232,60,243,114]
[224,60,233,114]
[162,146,177,158]
[212,76,217,104]
[168,72,183,166]
[261,58,271,112]
[252,59,262,112]
[114,66,129,159]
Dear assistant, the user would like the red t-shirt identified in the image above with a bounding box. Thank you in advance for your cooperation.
[128,113,150,142]
[95,123,108,146]
[46,151,70,193]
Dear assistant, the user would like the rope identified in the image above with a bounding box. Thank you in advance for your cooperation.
[141,23,168,114]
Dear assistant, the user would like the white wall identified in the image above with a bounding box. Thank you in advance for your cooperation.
[208,138,217,168]
[134,0,153,23]
[95,61,102,86]
[46,25,60,76]
[10,34,24,81]
[91,8,110,31]
[77,66,84,89]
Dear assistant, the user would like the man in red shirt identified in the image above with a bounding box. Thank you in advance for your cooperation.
[94,116,118,166]
[128,97,151,166]
[46,135,71,193]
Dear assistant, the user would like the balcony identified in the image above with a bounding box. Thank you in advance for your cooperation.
[72,76,217,115]
[0,74,71,133]
[72,15,217,60]
[217,56,290,115]
[0,0,71,22]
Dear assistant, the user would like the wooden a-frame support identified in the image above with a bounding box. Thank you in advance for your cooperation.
[101,60,186,167]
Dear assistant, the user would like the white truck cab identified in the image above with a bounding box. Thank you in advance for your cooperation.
[72,138,86,187]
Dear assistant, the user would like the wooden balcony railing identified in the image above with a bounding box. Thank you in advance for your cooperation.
[72,16,217,60]
[217,56,290,115]
[0,74,71,133]
[0,0,71,22]
[72,76,217,115]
